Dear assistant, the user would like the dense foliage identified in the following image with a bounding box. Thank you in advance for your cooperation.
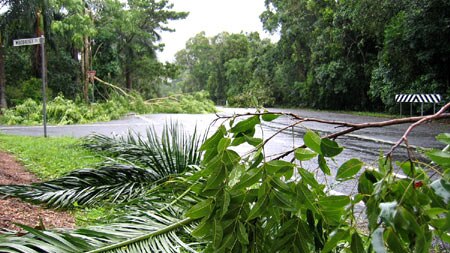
[175,0,450,112]
[175,32,276,107]
[185,114,449,252]
[0,91,216,125]
[1,0,448,114]
[0,0,187,108]
[0,111,448,252]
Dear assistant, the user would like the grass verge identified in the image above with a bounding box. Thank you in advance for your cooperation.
[0,134,102,180]
[0,134,115,226]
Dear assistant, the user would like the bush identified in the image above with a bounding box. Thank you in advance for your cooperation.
[0,91,216,125]
[5,78,53,106]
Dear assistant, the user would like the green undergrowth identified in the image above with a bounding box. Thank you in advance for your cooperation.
[74,205,118,227]
[0,134,102,180]
[0,91,216,126]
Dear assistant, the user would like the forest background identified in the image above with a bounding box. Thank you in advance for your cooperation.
[0,0,449,115]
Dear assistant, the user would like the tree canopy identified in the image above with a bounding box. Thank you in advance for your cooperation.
[1,0,449,113]
[175,0,450,112]
[0,0,186,107]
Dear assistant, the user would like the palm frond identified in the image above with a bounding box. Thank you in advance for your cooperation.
[83,122,204,177]
[0,123,207,252]
[0,216,198,253]
[0,178,203,253]
[0,123,205,209]
[84,217,197,253]
[0,165,159,209]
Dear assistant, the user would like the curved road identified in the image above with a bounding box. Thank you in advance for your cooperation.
[1,106,446,147]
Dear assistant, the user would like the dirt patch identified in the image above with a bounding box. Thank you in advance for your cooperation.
[0,152,75,233]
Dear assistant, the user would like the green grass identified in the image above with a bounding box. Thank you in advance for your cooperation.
[74,205,118,226]
[0,134,102,180]
[0,134,115,226]
[339,110,397,118]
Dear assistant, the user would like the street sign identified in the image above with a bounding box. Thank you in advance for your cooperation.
[13,36,48,137]
[13,37,43,47]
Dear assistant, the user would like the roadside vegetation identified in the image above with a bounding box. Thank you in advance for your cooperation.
[174,0,450,111]
[0,91,216,126]
[0,106,448,252]
[1,0,449,116]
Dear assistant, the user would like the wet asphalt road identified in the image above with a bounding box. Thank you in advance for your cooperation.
[1,107,448,195]
[1,106,446,148]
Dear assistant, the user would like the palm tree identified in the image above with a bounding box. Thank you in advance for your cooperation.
[0,123,206,252]
[0,0,53,78]
[0,0,54,110]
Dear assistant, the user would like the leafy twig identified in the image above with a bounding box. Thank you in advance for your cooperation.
[386,102,450,157]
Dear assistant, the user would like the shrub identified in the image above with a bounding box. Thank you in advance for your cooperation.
[0,91,216,125]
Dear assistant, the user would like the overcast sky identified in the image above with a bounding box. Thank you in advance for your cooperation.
[157,0,276,62]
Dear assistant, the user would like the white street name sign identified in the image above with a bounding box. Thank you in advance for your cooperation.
[13,37,43,47]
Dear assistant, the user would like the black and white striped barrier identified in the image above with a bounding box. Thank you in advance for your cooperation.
[395,94,442,116]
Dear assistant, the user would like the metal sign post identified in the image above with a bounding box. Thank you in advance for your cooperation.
[13,36,47,137]
[40,36,47,137]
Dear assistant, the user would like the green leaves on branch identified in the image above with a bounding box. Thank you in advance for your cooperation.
[295,147,317,161]
[261,113,280,122]
[186,199,214,219]
[2,110,448,253]
[190,115,371,252]
[304,130,322,154]
[194,112,449,253]
[303,130,343,158]
[336,158,364,181]
[358,134,450,253]
[426,150,450,167]
[301,130,344,175]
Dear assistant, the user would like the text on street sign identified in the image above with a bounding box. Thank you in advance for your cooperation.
[13,37,43,47]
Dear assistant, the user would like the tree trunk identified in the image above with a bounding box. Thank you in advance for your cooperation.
[33,9,44,78]
[0,36,7,110]
[81,35,90,103]
[80,5,93,103]
[71,47,81,96]
[125,64,132,91]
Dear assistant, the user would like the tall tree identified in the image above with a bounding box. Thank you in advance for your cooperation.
[0,0,54,109]
[52,0,98,102]
[260,0,321,106]
[175,32,214,93]
[95,0,187,91]
[0,32,6,109]
[0,0,53,78]
[175,32,276,106]
[370,0,450,111]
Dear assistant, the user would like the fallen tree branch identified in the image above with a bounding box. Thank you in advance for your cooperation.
[94,76,135,99]
[386,102,450,157]
[215,103,450,160]
[146,94,182,103]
